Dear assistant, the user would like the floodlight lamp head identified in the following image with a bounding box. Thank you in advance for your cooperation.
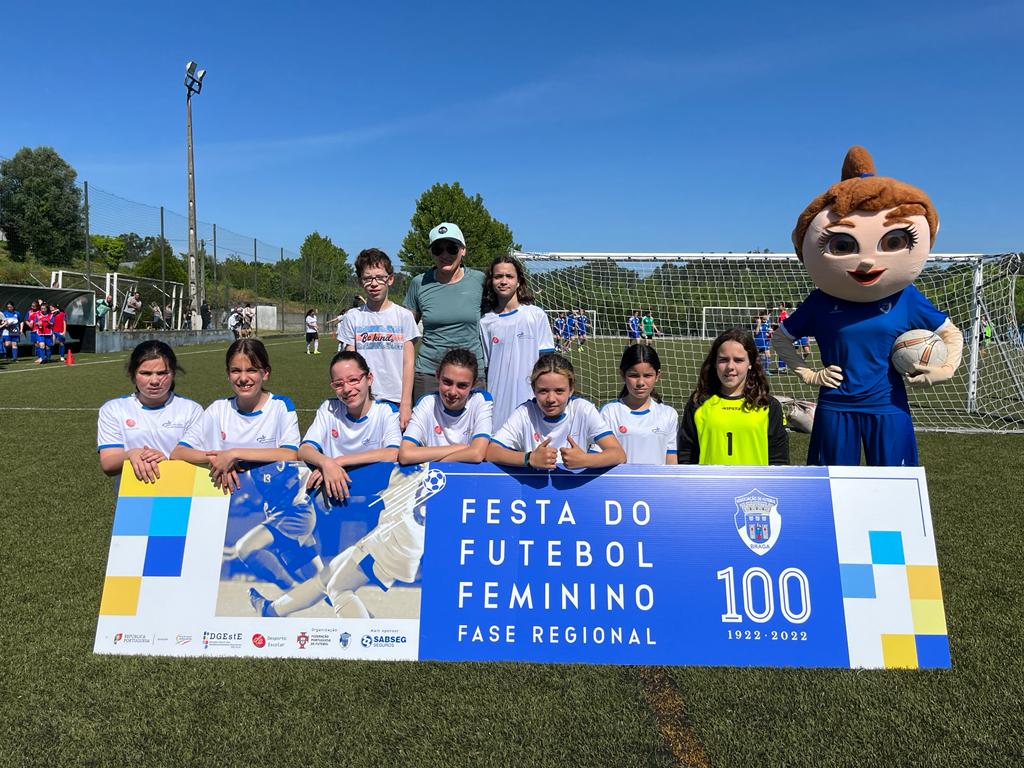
[196,69,206,82]
[186,61,197,75]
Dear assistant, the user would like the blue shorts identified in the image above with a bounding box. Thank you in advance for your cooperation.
[30,332,37,343]
[798,337,810,346]
[807,407,918,467]
[3,334,18,343]
[53,333,65,343]
[37,334,53,346]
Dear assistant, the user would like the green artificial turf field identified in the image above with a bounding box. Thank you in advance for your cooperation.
[1,338,1021,767]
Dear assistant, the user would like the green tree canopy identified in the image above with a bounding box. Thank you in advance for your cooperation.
[398,182,519,276]
[0,146,84,265]
[299,231,352,306]
[134,237,187,283]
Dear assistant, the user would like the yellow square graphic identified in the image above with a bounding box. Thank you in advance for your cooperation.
[120,460,198,497]
[881,634,918,669]
[192,466,224,497]
[99,576,142,615]
[911,599,948,635]
[906,565,943,600]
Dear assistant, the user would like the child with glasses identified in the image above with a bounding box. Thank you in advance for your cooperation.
[299,350,402,502]
[247,350,402,619]
[337,248,420,429]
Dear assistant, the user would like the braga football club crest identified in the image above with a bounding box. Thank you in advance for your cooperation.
[733,489,782,555]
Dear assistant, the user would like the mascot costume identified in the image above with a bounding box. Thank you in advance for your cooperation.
[771,146,963,466]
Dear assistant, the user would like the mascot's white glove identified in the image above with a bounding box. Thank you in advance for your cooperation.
[771,326,844,389]
[796,365,844,389]
[905,319,964,388]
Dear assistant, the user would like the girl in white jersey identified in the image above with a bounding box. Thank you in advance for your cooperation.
[299,349,401,500]
[487,352,625,470]
[248,350,402,619]
[172,339,312,591]
[304,309,320,355]
[172,338,299,491]
[600,344,679,464]
[479,254,556,429]
[97,340,203,483]
[399,347,493,465]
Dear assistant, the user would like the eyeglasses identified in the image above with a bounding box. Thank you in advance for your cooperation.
[360,275,390,286]
[331,373,367,388]
[431,242,461,257]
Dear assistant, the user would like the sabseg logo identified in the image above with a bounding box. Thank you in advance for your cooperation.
[360,632,408,649]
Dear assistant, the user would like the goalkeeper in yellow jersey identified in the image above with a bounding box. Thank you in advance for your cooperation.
[678,329,789,465]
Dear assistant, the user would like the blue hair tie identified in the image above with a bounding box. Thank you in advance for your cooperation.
[858,173,874,178]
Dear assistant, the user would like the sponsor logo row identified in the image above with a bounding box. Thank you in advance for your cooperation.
[107,628,410,652]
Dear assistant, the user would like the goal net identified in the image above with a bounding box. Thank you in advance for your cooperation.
[515,251,1024,434]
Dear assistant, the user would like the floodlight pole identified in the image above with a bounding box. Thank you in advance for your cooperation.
[185,61,206,316]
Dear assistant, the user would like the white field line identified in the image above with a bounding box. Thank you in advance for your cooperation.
[0,339,298,376]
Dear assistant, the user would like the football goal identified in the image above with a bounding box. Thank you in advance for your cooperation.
[514,251,1024,433]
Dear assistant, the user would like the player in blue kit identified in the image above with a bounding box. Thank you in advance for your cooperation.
[772,146,963,466]
[563,310,577,351]
[575,309,589,348]
[753,312,772,372]
[626,310,642,345]
[553,313,566,352]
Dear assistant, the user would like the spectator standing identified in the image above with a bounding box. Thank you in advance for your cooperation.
[96,295,113,330]
[151,302,165,330]
[200,300,211,330]
[122,291,142,329]
[404,222,485,401]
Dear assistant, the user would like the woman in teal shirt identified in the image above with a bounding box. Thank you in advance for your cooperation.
[405,222,486,400]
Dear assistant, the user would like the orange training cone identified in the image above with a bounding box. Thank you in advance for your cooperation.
[65,349,75,365]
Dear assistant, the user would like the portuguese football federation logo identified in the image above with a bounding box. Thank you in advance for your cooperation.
[734,489,781,556]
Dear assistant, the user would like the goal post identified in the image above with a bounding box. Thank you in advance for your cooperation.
[514,251,1024,434]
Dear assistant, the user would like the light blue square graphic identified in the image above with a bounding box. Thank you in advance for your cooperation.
[149,497,191,536]
[111,497,152,536]
[869,530,905,565]
[839,563,876,598]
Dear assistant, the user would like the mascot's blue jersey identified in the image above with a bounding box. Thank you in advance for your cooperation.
[782,285,947,412]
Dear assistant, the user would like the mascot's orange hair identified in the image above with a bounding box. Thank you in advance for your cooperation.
[792,146,939,259]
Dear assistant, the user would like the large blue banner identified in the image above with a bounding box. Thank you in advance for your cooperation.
[95,461,950,669]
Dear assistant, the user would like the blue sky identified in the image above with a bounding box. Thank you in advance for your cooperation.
[3,1,1022,259]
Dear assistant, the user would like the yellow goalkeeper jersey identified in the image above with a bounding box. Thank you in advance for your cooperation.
[677,395,788,465]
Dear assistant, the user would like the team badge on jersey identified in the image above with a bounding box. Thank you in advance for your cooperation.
[434,425,443,434]
[618,425,627,433]
[331,428,339,438]
[492,336,500,344]
[125,419,136,427]
[220,431,227,441]
[733,489,782,556]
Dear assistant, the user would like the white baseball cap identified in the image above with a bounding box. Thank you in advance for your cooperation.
[428,222,465,247]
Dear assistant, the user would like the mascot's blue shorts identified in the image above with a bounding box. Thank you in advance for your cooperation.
[807,408,918,467]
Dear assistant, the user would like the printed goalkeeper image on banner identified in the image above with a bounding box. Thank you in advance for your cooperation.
[215,462,439,621]
[94,461,950,669]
